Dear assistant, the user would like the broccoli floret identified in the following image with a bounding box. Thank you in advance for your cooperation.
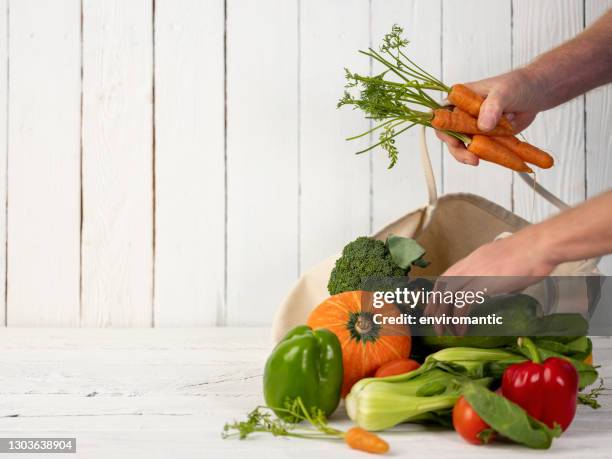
[327,236,407,295]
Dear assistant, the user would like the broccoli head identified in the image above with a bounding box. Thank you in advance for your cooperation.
[327,236,407,295]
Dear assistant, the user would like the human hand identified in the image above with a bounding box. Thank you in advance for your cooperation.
[438,68,543,166]
[423,230,557,335]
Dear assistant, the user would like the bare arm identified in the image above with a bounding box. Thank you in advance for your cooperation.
[439,8,612,165]
[519,8,612,113]
[425,190,612,334]
[442,190,612,278]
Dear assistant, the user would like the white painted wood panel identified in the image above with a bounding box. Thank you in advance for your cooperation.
[154,0,225,325]
[371,0,443,230]
[512,0,585,222]
[0,2,610,327]
[442,0,513,209]
[226,0,298,325]
[585,1,612,276]
[0,0,6,326]
[81,0,153,326]
[300,0,371,272]
[7,0,81,326]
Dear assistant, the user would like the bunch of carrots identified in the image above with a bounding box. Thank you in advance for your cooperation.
[339,25,554,173]
[434,85,553,172]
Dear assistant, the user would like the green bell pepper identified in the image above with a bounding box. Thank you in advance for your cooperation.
[263,325,343,419]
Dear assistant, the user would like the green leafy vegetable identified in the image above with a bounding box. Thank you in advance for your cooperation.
[532,336,592,361]
[346,366,492,431]
[345,346,528,431]
[535,313,589,337]
[462,383,562,449]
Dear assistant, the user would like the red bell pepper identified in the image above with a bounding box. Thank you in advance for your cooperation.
[502,337,579,432]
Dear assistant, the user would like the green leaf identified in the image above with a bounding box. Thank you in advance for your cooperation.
[535,313,589,337]
[386,234,426,270]
[462,383,561,449]
[415,380,447,397]
[532,336,592,360]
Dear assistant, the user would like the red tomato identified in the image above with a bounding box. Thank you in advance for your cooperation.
[374,359,420,378]
[453,396,495,445]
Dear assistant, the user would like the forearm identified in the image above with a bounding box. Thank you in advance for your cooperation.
[523,9,612,111]
[520,190,612,267]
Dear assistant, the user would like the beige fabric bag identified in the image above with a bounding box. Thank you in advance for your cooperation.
[272,127,600,342]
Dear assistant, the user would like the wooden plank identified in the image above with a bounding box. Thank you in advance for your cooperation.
[81,0,153,326]
[154,0,225,325]
[300,0,370,272]
[226,0,298,325]
[0,0,6,326]
[0,328,609,458]
[512,0,585,222]
[7,0,81,326]
[585,0,612,275]
[442,0,513,209]
[370,0,442,230]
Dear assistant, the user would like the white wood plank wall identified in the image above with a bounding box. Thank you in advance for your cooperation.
[0,0,609,327]
[442,0,513,208]
[154,0,224,326]
[81,0,154,327]
[0,0,6,326]
[7,0,81,326]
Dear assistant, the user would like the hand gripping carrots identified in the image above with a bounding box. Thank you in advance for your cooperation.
[448,83,515,133]
[447,85,554,171]
[340,25,555,173]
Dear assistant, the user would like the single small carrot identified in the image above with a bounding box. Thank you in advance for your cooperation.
[468,135,533,173]
[344,427,389,454]
[584,353,593,365]
[492,135,554,169]
[449,84,514,132]
[448,84,483,117]
[374,358,420,378]
[431,109,513,136]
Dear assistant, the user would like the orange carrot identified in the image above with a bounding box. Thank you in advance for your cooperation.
[374,358,420,378]
[492,135,554,169]
[431,109,513,136]
[468,135,533,173]
[449,84,514,132]
[344,427,389,454]
[453,105,516,135]
[448,84,482,116]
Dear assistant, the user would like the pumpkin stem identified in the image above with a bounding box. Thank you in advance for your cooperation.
[355,315,372,335]
[347,312,381,343]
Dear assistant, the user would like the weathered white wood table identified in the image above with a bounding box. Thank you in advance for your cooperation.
[0,328,610,458]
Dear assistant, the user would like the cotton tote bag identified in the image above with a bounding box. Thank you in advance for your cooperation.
[272,127,600,342]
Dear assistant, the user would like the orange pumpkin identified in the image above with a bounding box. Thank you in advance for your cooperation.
[307,291,411,396]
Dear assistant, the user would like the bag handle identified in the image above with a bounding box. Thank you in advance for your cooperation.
[419,125,438,205]
[418,126,570,211]
[517,172,570,211]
